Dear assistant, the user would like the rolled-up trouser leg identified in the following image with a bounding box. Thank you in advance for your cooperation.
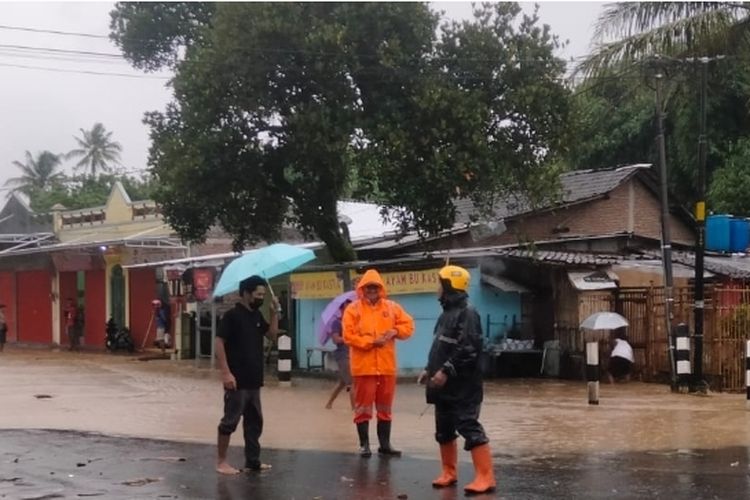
[456,402,489,451]
[218,389,246,436]
[434,403,459,445]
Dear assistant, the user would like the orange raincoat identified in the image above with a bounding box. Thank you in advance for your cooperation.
[343,270,415,376]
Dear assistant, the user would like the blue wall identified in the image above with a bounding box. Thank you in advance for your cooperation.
[295,267,521,374]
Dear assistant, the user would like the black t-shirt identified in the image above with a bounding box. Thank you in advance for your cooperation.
[217,303,269,390]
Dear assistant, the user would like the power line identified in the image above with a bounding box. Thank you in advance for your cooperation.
[0,49,130,66]
[0,43,123,59]
[0,24,108,39]
[0,62,170,79]
[0,23,590,66]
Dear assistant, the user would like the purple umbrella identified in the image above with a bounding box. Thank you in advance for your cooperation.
[316,291,357,345]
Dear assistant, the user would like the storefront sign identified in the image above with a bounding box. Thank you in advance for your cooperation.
[290,272,344,299]
[351,268,441,295]
[193,268,215,301]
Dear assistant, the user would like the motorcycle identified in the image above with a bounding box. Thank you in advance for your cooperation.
[105,318,135,353]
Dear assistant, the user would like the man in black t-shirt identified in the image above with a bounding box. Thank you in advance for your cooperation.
[215,275,279,475]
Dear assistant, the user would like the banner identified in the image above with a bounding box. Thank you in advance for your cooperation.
[193,268,215,301]
[290,272,344,299]
[351,268,441,295]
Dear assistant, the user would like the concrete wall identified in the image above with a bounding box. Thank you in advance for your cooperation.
[55,183,171,244]
[295,267,521,373]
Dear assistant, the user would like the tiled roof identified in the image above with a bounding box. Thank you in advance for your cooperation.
[497,248,629,266]
[669,251,750,279]
[456,164,651,224]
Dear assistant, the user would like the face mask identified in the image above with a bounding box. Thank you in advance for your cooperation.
[251,298,264,309]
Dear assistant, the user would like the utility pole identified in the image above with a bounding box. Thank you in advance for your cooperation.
[654,69,678,389]
[693,58,709,393]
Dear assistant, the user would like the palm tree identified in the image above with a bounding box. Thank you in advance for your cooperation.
[67,123,123,177]
[5,150,65,194]
[578,2,750,78]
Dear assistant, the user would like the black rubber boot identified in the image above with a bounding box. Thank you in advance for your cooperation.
[377,420,402,457]
[357,422,372,458]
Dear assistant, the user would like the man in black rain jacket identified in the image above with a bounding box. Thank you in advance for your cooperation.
[419,265,496,495]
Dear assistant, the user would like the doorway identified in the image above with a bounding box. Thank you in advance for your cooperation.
[110,264,125,329]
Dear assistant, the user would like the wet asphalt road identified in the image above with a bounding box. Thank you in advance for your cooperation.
[2,429,750,500]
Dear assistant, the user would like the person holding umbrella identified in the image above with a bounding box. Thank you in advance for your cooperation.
[343,269,414,458]
[418,265,496,495]
[215,275,280,475]
[325,299,354,410]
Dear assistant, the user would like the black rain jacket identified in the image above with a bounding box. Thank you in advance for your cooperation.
[425,291,484,406]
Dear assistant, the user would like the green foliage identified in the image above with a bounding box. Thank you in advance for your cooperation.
[579,2,748,78]
[709,138,750,215]
[568,58,750,210]
[110,2,216,72]
[67,123,123,177]
[570,1,750,213]
[112,2,572,261]
[27,174,154,213]
[4,151,65,195]
[567,74,656,170]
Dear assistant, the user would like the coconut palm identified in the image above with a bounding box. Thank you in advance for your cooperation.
[578,2,750,78]
[67,123,123,177]
[5,150,65,195]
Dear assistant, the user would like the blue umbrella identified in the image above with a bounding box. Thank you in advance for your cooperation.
[213,243,315,297]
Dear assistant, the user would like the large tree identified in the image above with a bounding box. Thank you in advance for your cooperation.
[5,150,65,195]
[568,2,750,209]
[111,2,571,260]
[67,123,123,177]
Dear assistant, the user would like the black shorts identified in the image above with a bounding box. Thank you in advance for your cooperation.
[0,327,6,344]
[609,356,632,379]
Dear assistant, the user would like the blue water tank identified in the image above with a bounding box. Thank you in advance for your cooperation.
[730,218,750,252]
[706,215,731,252]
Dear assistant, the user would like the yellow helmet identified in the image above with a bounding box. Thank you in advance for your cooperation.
[438,265,471,292]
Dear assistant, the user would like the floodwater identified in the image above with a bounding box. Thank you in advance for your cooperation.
[3,348,750,498]
[1,348,749,462]
[3,429,750,499]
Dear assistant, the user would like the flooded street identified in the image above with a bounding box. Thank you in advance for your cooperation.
[2,349,749,460]
[2,348,750,498]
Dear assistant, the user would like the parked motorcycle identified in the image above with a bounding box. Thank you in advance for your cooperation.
[105,318,135,353]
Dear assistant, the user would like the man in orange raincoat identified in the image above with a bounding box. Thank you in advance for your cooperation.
[343,269,415,458]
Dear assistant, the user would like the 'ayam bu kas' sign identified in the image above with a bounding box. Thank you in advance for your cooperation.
[352,268,441,295]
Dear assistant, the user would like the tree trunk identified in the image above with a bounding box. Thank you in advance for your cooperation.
[315,220,357,263]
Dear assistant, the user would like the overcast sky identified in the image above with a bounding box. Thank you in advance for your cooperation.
[0,1,605,194]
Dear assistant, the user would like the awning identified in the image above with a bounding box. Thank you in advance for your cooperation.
[568,270,619,291]
[122,242,324,269]
[481,274,529,294]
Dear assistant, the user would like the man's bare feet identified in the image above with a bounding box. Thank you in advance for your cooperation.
[216,461,241,475]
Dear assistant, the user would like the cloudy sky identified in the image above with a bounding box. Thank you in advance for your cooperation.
[0,1,606,192]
